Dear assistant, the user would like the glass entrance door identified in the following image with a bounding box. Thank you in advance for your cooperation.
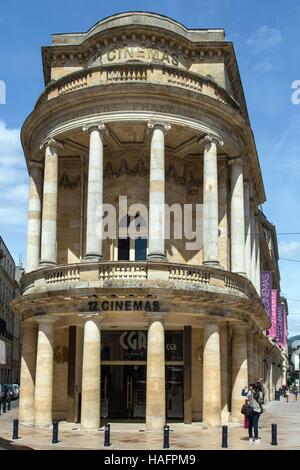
[101,364,184,420]
[101,365,146,420]
[166,365,184,420]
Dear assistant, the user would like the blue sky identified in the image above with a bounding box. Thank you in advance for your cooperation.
[1,0,300,335]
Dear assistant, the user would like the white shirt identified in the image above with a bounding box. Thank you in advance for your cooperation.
[247,390,262,413]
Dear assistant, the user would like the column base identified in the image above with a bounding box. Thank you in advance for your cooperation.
[234,271,247,277]
[201,260,223,269]
[147,253,166,261]
[84,253,103,262]
[39,260,56,268]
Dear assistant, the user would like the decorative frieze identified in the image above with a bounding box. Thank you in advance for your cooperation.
[103,158,201,187]
[58,172,81,189]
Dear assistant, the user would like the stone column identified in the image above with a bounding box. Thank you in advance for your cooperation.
[81,316,102,431]
[247,330,255,384]
[229,158,245,275]
[40,139,62,266]
[253,337,259,383]
[269,358,274,401]
[231,325,248,421]
[202,135,223,268]
[257,339,264,382]
[147,122,170,260]
[146,313,166,431]
[26,162,43,272]
[220,322,229,423]
[203,322,221,426]
[19,322,38,424]
[244,180,251,280]
[83,123,106,261]
[34,317,57,427]
[250,201,257,289]
[255,215,261,294]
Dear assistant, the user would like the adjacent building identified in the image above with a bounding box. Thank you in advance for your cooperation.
[0,237,22,384]
[12,12,288,430]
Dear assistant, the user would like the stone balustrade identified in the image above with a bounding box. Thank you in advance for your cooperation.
[45,266,80,284]
[35,63,241,113]
[21,261,257,300]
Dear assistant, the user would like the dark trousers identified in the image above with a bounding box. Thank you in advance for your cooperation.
[248,411,261,439]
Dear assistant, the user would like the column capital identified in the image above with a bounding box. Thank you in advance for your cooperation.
[80,313,105,322]
[231,322,250,331]
[147,121,171,134]
[40,138,63,151]
[34,315,59,325]
[144,311,168,325]
[83,122,107,134]
[203,133,223,147]
[228,156,243,166]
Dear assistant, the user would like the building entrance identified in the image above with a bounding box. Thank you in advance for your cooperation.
[100,330,184,421]
[101,365,146,419]
[101,364,184,420]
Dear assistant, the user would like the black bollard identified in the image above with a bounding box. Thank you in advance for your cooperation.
[2,401,6,413]
[271,423,277,445]
[12,419,19,440]
[52,421,59,444]
[221,425,228,448]
[104,423,111,447]
[163,425,170,449]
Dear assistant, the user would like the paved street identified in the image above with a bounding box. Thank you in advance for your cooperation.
[0,399,299,450]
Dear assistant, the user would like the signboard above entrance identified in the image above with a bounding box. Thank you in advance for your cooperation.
[84,299,161,313]
[101,330,183,361]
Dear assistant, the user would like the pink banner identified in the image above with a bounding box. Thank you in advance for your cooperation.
[269,289,277,337]
[276,303,285,345]
[283,305,287,348]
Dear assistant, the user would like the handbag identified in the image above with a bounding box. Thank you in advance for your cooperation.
[241,403,254,417]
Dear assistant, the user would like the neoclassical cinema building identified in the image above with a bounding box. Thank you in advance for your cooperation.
[12,12,288,431]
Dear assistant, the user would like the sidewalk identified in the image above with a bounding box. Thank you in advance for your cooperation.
[0,399,299,450]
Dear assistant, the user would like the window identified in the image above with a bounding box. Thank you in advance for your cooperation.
[118,215,130,261]
[135,238,147,261]
[118,214,148,261]
[134,213,147,261]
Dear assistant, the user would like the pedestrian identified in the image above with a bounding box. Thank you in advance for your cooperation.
[285,385,289,402]
[241,385,248,397]
[292,384,298,401]
[258,378,265,404]
[242,399,249,429]
[247,384,263,444]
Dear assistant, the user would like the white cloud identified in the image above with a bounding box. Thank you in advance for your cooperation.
[246,25,283,53]
[279,241,300,257]
[0,120,28,226]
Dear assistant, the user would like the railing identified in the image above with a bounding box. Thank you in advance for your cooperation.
[21,261,257,301]
[169,266,210,286]
[99,263,147,283]
[44,266,80,284]
[35,63,241,113]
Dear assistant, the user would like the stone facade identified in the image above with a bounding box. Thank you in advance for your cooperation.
[0,237,23,384]
[12,13,287,430]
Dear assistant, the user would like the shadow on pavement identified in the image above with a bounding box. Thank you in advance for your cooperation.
[0,436,32,450]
